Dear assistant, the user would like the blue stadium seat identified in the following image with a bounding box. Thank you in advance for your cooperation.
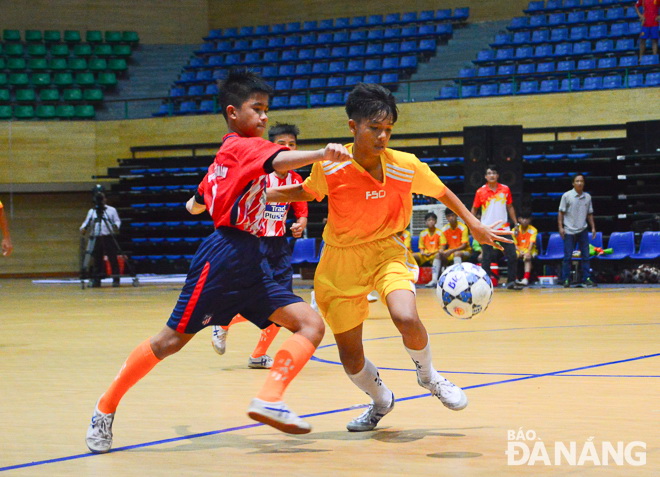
[368,14,384,26]
[327,76,344,88]
[292,78,308,89]
[400,40,417,54]
[402,12,418,23]
[626,73,644,87]
[518,80,539,94]
[602,75,622,88]
[578,58,596,70]
[384,28,401,40]
[629,232,660,260]
[609,22,629,38]
[302,21,317,32]
[566,11,586,25]
[270,96,289,109]
[509,17,530,30]
[535,45,554,58]
[594,39,614,54]
[281,49,298,61]
[537,233,564,261]
[537,61,556,73]
[479,83,499,96]
[261,65,278,78]
[400,56,418,69]
[187,85,204,96]
[550,28,568,43]
[646,72,660,87]
[271,24,285,34]
[401,26,418,38]
[324,92,344,106]
[288,95,307,109]
[515,46,534,59]
[381,73,399,84]
[418,24,437,37]
[330,46,348,58]
[311,62,328,75]
[582,76,603,90]
[554,43,573,56]
[309,93,325,107]
[459,67,476,78]
[328,61,345,74]
[563,0,580,9]
[419,10,434,22]
[351,16,367,28]
[347,59,365,72]
[364,73,380,83]
[498,64,516,76]
[597,232,635,260]
[452,7,470,21]
[606,7,624,21]
[531,30,550,44]
[178,101,197,114]
[367,29,384,41]
[526,1,544,12]
[573,41,592,55]
[309,77,327,89]
[498,82,516,95]
[589,24,608,40]
[294,63,312,76]
[628,21,642,35]
[597,57,617,69]
[381,57,400,70]
[460,84,478,98]
[476,50,496,62]
[530,15,547,28]
[540,79,560,93]
[560,77,580,91]
[517,63,536,75]
[366,43,384,56]
[383,42,401,55]
[615,38,635,52]
[556,59,576,71]
[570,26,588,41]
[513,31,531,45]
[586,10,605,23]
[345,75,361,87]
[385,13,401,24]
[438,85,459,99]
[318,19,333,30]
[169,87,185,98]
[478,66,497,77]
[496,48,515,61]
[419,39,437,53]
[546,0,562,9]
[365,58,382,71]
[492,33,512,46]
[277,64,295,77]
[313,47,329,60]
[548,13,566,27]
[348,44,366,57]
[640,54,659,66]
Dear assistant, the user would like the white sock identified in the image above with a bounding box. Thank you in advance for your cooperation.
[454,256,462,264]
[405,337,437,383]
[431,257,441,282]
[347,358,391,406]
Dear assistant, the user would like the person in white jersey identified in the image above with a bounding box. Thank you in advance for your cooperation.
[210,123,309,368]
[470,165,522,290]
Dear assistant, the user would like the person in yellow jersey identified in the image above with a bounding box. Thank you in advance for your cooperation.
[413,212,443,288]
[439,207,471,269]
[399,228,412,251]
[267,83,512,432]
[513,208,538,286]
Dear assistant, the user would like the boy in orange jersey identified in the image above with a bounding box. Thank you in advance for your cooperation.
[439,207,471,268]
[413,212,443,287]
[268,83,512,432]
[85,70,352,453]
[513,209,538,286]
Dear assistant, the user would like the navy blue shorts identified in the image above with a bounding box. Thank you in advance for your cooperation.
[260,236,293,292]
[167,227,303,334]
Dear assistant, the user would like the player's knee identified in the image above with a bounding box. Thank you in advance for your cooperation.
[391,311,420,334]
[294,308,325,345]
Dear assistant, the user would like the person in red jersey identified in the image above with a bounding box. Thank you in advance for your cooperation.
[85,69,352,454]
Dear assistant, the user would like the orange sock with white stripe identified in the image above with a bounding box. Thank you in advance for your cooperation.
[251,323,280,358]
[256,333,316,403]
[98,338,162,414]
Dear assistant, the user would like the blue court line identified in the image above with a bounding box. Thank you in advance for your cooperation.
[1,351,657,473]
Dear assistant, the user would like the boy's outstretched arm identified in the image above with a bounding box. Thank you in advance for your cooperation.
[267,184,315,203]
[271,143,351,174]
[437,188,513,250]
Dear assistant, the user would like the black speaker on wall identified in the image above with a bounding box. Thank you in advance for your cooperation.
[463,126,523,196]
[626,120,660,155]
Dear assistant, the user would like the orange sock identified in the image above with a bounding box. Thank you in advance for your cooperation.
[251,324,280,358]
[256,333,316,403]
[98,338,162,414]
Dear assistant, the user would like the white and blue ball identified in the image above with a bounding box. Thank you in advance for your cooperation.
[436,262,493,319]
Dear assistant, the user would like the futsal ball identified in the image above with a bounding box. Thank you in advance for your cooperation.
[436,262,494,319]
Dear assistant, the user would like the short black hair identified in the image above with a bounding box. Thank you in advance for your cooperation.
[217,68,273,119]
[519,208,532,219]
[424,212,437,221]
[572,173,585,182]
[345,83,398,123]
[486,164,499,174]
[268,122,300,142]
[444,208,457,217]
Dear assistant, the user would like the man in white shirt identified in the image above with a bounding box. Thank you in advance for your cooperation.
[80,193,121,287]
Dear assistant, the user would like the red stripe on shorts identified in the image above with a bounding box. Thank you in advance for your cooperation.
[177,261,211,333]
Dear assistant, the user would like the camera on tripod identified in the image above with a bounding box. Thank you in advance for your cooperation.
[92,184,106,209]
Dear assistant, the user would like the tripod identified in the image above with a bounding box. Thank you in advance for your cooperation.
[80,204,139,289]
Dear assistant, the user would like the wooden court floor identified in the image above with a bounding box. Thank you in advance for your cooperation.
[0,279,657,476]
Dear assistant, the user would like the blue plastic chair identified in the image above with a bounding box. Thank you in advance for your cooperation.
[598,232,635,260]
[630,232,660,260]
[291,238,318,265]
[537,233,564,260]
[411,235,420,253]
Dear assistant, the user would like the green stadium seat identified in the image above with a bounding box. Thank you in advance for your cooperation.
[0,58,4,70]
[43,30,61,43]
[25,30,43,42]
[7,58,27,71]
[88,58,107,72]
[64,30,82,43]
[48,58,68,71]
[73,43,93,57]
[107,58,127,72]
[3,30,21,42]
[15,89,36,102]
[39,88,60,102]
[28,58,49,71]
[56,104,75,119]
[27,44,47,56]
[0,89,10,102]
[68,58,88,71]
[86,30,103,43]
[0,74,7,86]
[9,73,29,86]
[74,104,95,119]
[93,44,113,57]
[0,105,12,119]
[97,72,117,87]
[14,105,35,119]
[36,104,56,119]
[104,31,122,43]
[121,31,139,44]
[75,72,95,86]
[62,88,83,101]
[0,44,3,55]
[53,72,73,87]
[50,44,70,57]
[30,73,51,86]
[83,88,104,101]
[5,43,25,56]
[111,44,132,57]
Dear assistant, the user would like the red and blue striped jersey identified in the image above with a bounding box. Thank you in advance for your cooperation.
[260,171,308,237]
[197,133,286,234]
